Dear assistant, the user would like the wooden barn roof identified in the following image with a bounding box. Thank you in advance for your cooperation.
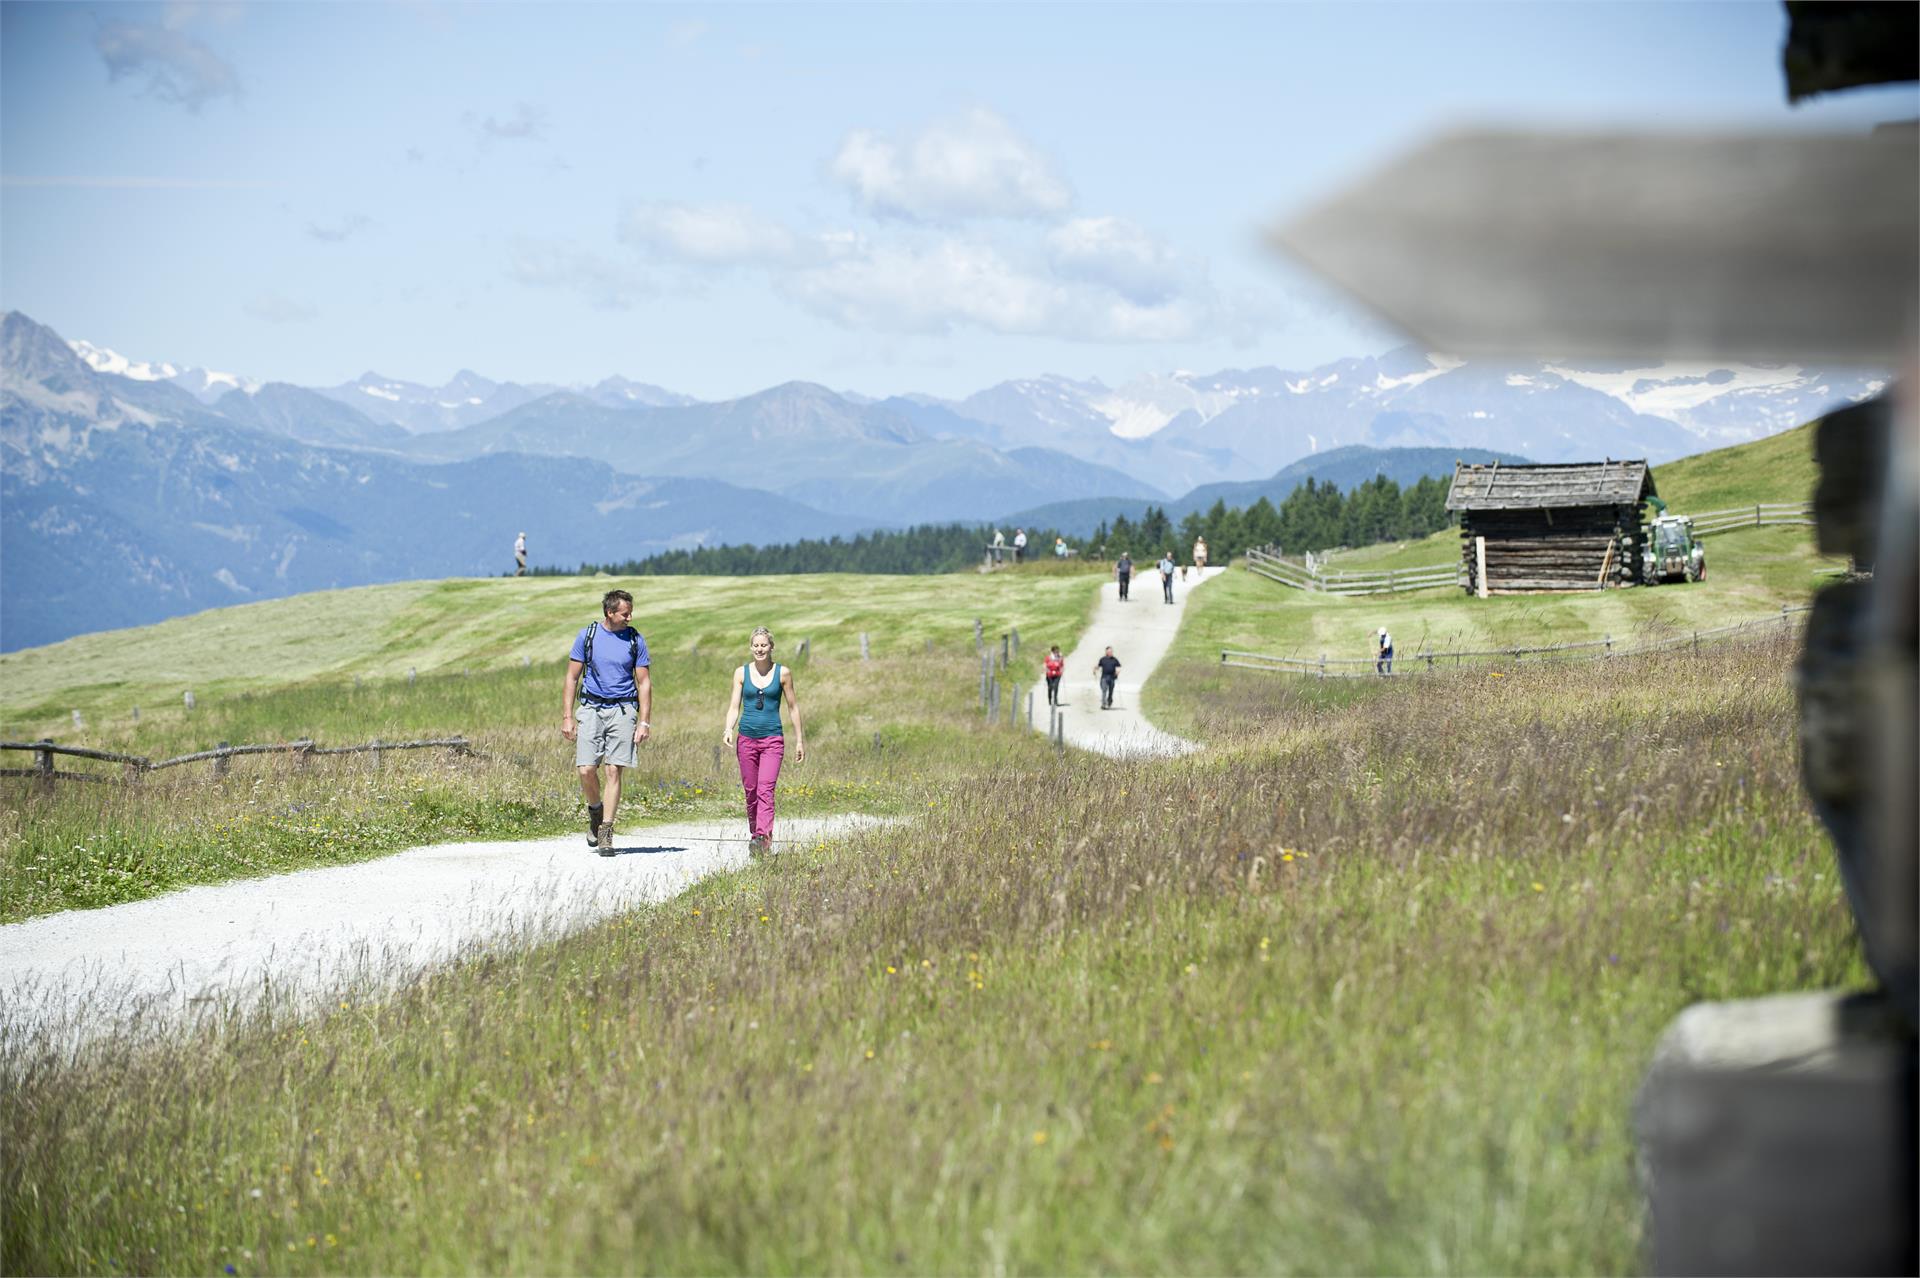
[1445,459,1655,512]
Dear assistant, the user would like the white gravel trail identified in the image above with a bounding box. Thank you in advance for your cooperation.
[0,815,882,1047]
[1039,565,1226,758]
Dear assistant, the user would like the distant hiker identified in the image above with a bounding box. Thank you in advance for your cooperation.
[1159,551,1176,604]
[1013,528,1028,563]
[1193,536,1208,572]
[514,531,527,576]
[1044,644,1064,706]
[1096,647,1121,709]
[562,589,652,855]
[991,527,1006,565]
[1055,536,1068,559]
[723,626,807,857]
[1376,626,1394,676]
[1116,551,1133,601]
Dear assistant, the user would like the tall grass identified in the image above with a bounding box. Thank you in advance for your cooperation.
[1,632,1861,1274]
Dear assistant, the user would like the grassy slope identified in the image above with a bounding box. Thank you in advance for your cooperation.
[1147,424,1839,738]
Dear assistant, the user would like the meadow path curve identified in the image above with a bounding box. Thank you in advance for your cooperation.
[0,814,882,1046]
[1040,564,1226,758]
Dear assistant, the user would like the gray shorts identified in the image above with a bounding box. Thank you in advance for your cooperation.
[576,701,637,767]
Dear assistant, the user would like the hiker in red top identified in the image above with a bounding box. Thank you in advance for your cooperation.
[1043,645,1064,707]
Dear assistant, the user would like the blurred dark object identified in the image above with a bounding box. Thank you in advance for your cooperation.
[1784,1,1919,102]
[1275,131,1918,365]
[1272,25,1918,1274]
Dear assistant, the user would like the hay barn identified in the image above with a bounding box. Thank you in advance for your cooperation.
[1446,459,1655,594]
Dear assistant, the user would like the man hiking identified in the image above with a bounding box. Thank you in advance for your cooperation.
[1158,550,1176,604]
[514,531,527,577]
[562,589,652,855]
[1376,626,1394,676]
[1115,551,1133,601]
[1096,646,1121,709]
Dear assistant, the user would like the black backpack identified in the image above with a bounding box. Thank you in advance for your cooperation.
[582,621,640,672]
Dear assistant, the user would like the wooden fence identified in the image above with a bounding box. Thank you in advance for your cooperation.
[1242,546,1460,596]
[1241,500,1816,597]
[1222,605,1811,679]
[0,737,473,787]
[1686,501,1814,535]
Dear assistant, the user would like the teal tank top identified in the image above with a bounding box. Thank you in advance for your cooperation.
[738,663,783,738]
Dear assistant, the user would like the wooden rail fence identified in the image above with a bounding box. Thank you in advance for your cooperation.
[1222,605,1811,679]
[0,736,473,787]
[1241,501,1816,596]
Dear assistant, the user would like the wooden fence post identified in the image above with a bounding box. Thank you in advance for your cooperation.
[1319,654,1327,679]
[1475,536,1490,599]
[34,739,53,792]
[1605,634,1613,657]
[1001,633,1009,666]
[370,739,383,771]
[214,741,231,778]
[975,619,984,653]
[1011,628,1020,658]
[860,632,870,661]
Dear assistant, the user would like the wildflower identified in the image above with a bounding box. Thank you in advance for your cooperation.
[1032,1130,1049,1146]
[1531,882,1545,893]
[886,965,896,974]
[1145,1071,1164,1085]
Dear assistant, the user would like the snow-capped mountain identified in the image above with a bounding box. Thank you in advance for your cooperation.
[67,337,259,403]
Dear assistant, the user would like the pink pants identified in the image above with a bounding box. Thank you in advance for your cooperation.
[736,734,785,839]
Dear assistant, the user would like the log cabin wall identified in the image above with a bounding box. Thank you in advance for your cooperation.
[1446,459,1654,594]
[1457,504,1643,592]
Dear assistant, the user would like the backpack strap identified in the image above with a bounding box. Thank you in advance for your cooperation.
[583,621,598,668]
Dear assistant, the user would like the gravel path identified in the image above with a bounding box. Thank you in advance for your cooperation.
[1040,565,1226,758]
[3,567,1220,1045]
[0,815,883,1046]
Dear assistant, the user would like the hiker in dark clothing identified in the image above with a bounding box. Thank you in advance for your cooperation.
[1096,647,1121,709]
[1116,552,1133,601]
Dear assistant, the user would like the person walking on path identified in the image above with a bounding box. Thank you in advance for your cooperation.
[722,626,807,857]
[514,531,528,577]
[1013,528,1028,563]
[1116,551,1133,601]
[562,589,652,855]
[1096,646,1122,709]
[1192,535,1208,572]
[1159,550,1176,604]
[1044,644,1065,706]
[1376,626,1394,676]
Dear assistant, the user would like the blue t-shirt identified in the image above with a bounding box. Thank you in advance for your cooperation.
[570,622,650,702]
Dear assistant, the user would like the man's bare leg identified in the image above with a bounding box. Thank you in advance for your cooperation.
[601,765,624,827]
[577,764,602,806]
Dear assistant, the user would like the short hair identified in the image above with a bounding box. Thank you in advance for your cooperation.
[602,589,633,616]
[750,625,774,646]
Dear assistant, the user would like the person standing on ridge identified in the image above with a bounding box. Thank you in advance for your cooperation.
[1013,528,1028,564]
[1043,644,1065,706]
[1376,626,1394,676]
[1116,550,1133,601]
[991,527,1006,566]
[1096,646,1122,709]
[1159,550,1176,604]
[723,626,807,857]
[1193,535,1208,573]
[562,589,652,855]
[514,531,528,577]
[1055,536,1068,560]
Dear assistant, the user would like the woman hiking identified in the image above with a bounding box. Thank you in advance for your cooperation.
[722,626,807,856]
[1043,644,1064,706]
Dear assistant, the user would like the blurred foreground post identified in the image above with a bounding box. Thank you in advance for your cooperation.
[1272,37,1917,1268]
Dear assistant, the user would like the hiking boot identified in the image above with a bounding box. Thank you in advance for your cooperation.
[750,834,771,858]
[596,823,615,856]
[586,806,604,847]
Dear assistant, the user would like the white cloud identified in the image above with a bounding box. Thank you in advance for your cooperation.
[617,202,801,266]
[305,214,372,244]
[94,20,240,112]
[1045,216,1192,306]
[243,293,317,324]
[507,238,648,310]
[465,102,548,145]
[780,234,1208,342]
[829,108,1071,222]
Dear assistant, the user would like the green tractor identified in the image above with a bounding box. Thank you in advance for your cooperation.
[1641,496,1706,584]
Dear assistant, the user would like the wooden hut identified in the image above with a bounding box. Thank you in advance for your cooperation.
[1445,459,1655,594]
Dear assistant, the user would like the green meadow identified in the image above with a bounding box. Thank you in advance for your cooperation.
[0,423,1865,1274]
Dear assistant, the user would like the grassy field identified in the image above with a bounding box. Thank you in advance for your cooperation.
[0,422,1866,1273]
[0,572,1099,922]
[1,631,1859,1275]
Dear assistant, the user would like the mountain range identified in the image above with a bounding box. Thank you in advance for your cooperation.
[5,308,1886,649]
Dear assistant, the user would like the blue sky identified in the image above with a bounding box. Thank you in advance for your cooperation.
[2,2,1913,400]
